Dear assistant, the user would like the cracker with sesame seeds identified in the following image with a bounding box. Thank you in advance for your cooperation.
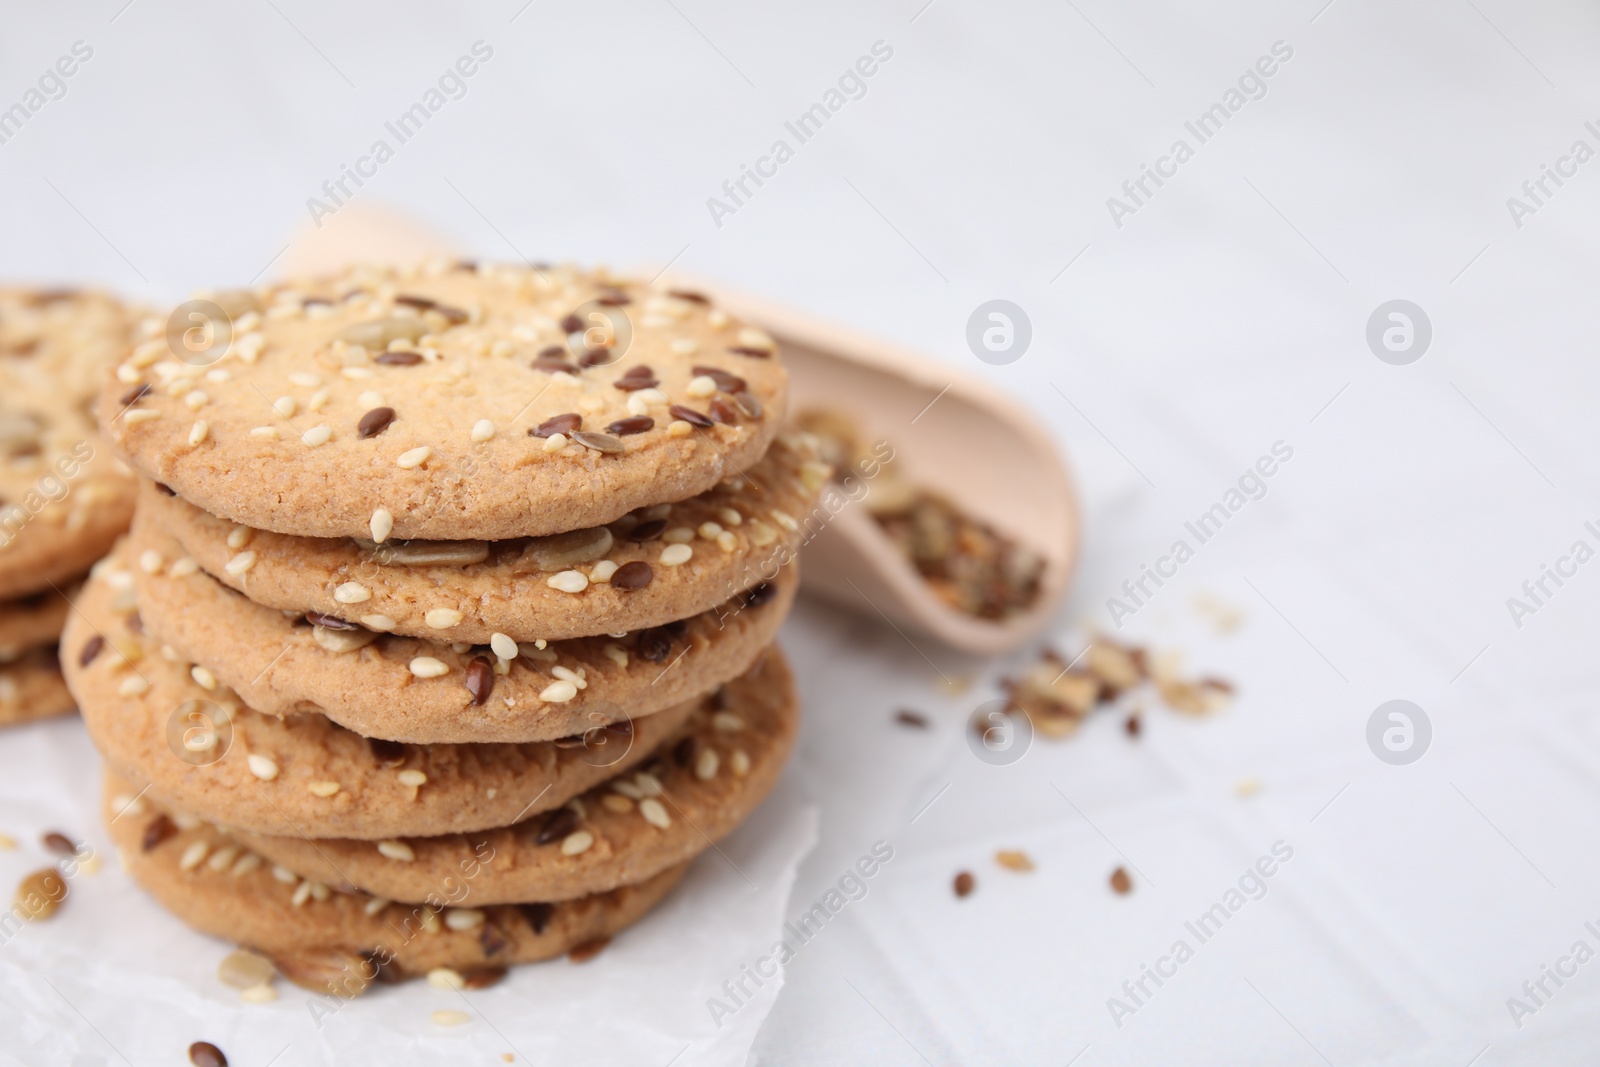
[97,264,787,542]
[138,433,826,644]
[239,646,794,905]
[102,768,689,985]
[0,289,138,599]
[62,553,699,840]
[124,524,796,744]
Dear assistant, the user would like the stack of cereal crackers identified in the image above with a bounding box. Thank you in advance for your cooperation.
[0,289,136,725]
[62,262,823,992]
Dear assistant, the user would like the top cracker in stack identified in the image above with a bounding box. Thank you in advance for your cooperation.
[95,261,820,742]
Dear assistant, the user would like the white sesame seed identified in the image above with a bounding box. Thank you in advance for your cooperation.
[363,896,390,916]
[206,368,231,382]
[663,527,695,545]
[660,544,693,567]
[250,426,278,439]
[540,679,578,703]
[603,644,629,668]
[550,665,585,688]
[471,419,495,442]
[561,830,595,856]
[247,754,279,780]
[670,337,699,355]
[712,712,744,732]
[709,310,729,328]
[626,393,650,417]
[695,748,720,780]
[368,508,394,543]
[409,657,448,678]
[396,446,431,469]
[747,521,777,547]
[397,769,428,787]
[547,569,589,594]
[360,614,397,631]
[179,841,210,871]
[307,780,340,797]
[289,371,322,388]
[589,559,618,583]
[207,845,240,872]
[490,633,518,660]
[542,432,567,453]
[190,665,218,690]
[333,582,371,604]
[307,388,331,412]
[737,326,775,350]
[730,749,751,776]
[698,522,723,540]
[231,853,261,877]
[184,390,209,411]
[358,390,385,407]
[240,984,277,1004]
[667,420,693,438]
[235,333,265,362]
[639,798,671,829]
[123,409,162,425]
[273,396,297,417]
[427,967,465,990]
[445,908,484,930]
[686,375,717,398]
[717,507,743,526]
[611,779,643,800]
[342,367,374,379]
[271,864,297,884]
[188,420,209,446]
[431,1010,471,1028]
[291,880,313,906]
[377,840,415,862]
[602,793,634,813]
[424,608,463,629]
[633,772,664,797]
[770,510,799,532]
[717,531,738,553]
[118,676,150,697]
[302,425,332,447]
[227,525,254,549]
[138,549,164,574]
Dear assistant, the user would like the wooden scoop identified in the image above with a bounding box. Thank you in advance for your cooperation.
[276,204,1079,657]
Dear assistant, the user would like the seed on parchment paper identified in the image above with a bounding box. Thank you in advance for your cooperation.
[894,709,929,729]
[1110,867,1133,895]
[15,868,67,920]
[1124,714,1141,739]
[188,1041,227,1067]
[217,948,276,990]
[41,831,76,855]
[995,850,1035,873]
[953,871,976,898]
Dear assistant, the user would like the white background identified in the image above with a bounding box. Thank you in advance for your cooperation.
[3,0,1600,1064]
